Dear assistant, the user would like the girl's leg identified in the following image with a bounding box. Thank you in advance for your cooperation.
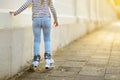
[32,18,41,56]
[32,18,41,68]
[42,17,51,54]
[42,17,54,69]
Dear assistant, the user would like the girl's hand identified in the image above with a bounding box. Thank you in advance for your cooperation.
[9,11,16,16]
[54,21,59,27]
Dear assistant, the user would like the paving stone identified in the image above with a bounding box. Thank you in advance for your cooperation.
[17,72,49,79]
[56,66,81,73]
[86,61,107,68]
[46,76,74,80]
[54,61,65,67]
[112,47,120,51]
[108,61,120,67]
[111,51,120,54]
[105,74,120,80]
[48,71,76,77]
[106,67,120,74]
[95,50,111,53]
[111,53,120,56]
[66,58,89,62]
[86,59,108,68]
[76,75,104,80]
[61,61,85,68]
[79,66,105,76]
[18,79,43,80]
[110,56,120,62]
[91,54,109,59]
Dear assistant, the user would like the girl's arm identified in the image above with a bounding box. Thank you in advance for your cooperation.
[10,0,32,16]
[49,0,58,27]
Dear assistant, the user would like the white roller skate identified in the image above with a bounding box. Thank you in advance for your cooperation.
[32,55,40,71]
[44,53,54,69]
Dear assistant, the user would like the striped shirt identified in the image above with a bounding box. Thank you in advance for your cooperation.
[14,0,58,22]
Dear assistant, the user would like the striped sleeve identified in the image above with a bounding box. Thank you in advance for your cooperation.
[14,0,32,15]
[49,0,58,22]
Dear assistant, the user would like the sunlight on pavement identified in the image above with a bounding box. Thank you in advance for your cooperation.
[112,21,120,26]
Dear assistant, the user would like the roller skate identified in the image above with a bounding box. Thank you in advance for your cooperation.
[44,53,54,69]
[31,55,41,71]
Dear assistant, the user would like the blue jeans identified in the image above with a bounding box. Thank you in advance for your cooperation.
[32,17,51,56]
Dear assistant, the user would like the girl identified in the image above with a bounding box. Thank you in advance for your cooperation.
[10,0,58,69]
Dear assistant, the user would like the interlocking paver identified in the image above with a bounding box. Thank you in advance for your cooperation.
[76,75,104,80]
[106,66,120,74]
[79,66,106,76]
[12,22,120,80]
[105,74,120,80]
[48,71,77,77]
[46,76,75,80]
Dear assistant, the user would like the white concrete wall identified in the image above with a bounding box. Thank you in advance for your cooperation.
[0,0,117,79]
[76,0,97,33]
[99,0,117,22]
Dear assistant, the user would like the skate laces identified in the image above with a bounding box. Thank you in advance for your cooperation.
[32,55,41,67]
[34,55,40,62]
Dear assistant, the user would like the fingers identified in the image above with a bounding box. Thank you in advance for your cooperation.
[9,12,15,16]
[54,22,59,27]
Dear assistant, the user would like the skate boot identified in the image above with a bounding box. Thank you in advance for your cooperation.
[32,55,41,71]
[44,53,54,69]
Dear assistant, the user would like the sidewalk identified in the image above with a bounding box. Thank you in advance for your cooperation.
[16,23,120,80]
